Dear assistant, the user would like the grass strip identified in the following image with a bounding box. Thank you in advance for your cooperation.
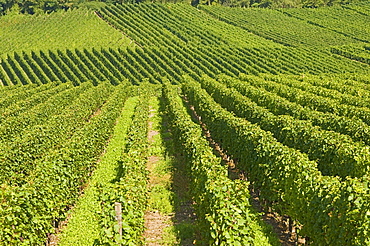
[58,96,139,246]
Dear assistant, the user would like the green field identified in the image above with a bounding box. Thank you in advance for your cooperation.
[0,7,133,57]
[1,2,370,245]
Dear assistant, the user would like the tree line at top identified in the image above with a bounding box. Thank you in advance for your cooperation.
[0,0,367,17]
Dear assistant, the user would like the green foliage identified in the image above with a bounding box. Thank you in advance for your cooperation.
[58,96,139,246]
[199,74,370,178]
[0,0,368,15]
[0,82,130,245]
[218,73,370,151]
[146,97,175,215]
[332,43,370,65]
[1,2,370,245]
[197,0,367,7]
[284,5,370,42]
[1,3,369,87]
[200,5,359,47]
[181,75,370,245]
[96,89,151,245]
[0,8,132,56]
[162,80,279,245]
[1,44,367,87]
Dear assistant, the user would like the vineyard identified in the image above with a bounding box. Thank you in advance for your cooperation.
[0,8,133,56]
[0,1,370,245]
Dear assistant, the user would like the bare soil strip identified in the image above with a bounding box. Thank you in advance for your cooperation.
[143,106,173,245]
[144,211,172,245]
[144,99,197,245]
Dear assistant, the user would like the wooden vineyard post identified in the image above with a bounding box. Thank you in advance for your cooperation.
[114,202,122,244]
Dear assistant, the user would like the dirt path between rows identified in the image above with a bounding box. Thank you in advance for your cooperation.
[143,107,172,246]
